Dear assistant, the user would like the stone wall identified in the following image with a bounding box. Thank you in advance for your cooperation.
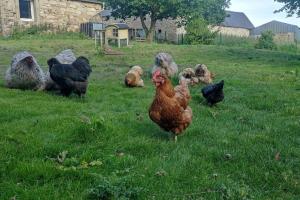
[0,0,102,36]
[0,0,19,36]
[274,32,295,44]
[252,32,296,44]
[213,26,250,37]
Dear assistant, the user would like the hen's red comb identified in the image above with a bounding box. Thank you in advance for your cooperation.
[153,69,161,77]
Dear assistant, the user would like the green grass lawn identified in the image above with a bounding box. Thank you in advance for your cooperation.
[0,36,299,200]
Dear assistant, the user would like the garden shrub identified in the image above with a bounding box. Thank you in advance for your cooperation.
[185,18,218,45]
[255,31,277,50]
[87,177,143,200]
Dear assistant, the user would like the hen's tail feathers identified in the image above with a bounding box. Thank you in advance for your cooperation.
[175,79,191,109]
[211,72,216,79]
[77,56,90,64]
[180,79,191,99]
[173,106,193,135]
[72,57,92,78]
[183,107,193,123]
[47,58,61,69]
[217,80,225,90]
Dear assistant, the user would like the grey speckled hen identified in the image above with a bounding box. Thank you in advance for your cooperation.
[152,53,178,77]
[5,51,45,90]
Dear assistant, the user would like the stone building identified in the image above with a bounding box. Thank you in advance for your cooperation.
[214,11,254,37]
[96,10,254,43]
[0,0,102,36]
[251,20,300,43]
[97,10,185,44]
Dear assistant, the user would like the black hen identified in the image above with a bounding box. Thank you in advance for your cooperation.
[47,56,92,97]
[201,80,224,106]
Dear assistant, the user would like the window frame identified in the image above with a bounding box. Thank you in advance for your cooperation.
[19,0,35,22]
[112,28,119,37]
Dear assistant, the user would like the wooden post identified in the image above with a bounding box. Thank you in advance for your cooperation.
[94,31,97,48]
[165,31,167,41]
[118,38,121,48]
[100,31,103,47]
[134,29,136,40]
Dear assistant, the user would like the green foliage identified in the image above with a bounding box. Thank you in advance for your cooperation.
[87,177,142,200]
[218,182,253,200]
[181,0,230,25]
[278,43,299,53]
[275,0,300,17]
[185,18,218,45]
[255,31,277,50]
[213,34,299,54]
[104,0,229,41]
[214,34,257,48]
[72,116,106,143]
[10,24,86,40]
[11,24,52,39]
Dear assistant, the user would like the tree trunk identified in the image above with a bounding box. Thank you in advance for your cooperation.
[140,16,156,43]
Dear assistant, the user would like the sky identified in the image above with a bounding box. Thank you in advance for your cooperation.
[229,0,300,27]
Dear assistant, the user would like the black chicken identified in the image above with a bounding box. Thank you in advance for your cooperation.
[201,80,224,106]
[47,56,92,97]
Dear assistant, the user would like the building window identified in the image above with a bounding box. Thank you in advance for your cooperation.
[113,29,118,37]
[136,29,146,39]
[19,0,34,21]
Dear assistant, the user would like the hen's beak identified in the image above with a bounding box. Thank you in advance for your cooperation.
[26,57,34,67]
[152,70,165,87]
[152,70,161,84]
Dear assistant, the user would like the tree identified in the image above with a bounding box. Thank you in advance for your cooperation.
[185,18,218,45]
[274,0,300,17]
[103,0,230,42]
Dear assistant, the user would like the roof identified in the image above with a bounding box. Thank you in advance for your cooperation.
[71,0,102,4]
[221,11,254,30]
[100,9,112,17]
[251,20,300,40]
[251,20,299,34]
[106,23,129,29]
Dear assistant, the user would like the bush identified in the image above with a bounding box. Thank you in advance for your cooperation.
[255,31,277,50]
[185,18,218,45]
[9,24,86,40]
[11,24,53,39]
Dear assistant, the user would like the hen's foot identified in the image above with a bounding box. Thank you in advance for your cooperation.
[173,135,178,143]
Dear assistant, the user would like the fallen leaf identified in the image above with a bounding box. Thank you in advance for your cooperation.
[275,152,280,161]
[117,152,125,157]
[116,150,125,157]
[212,173,218,179]
[80,115,92,124]
[89,160,103,166]
[80,161,89,169]
[224,153,232,160]
[155,170,167,177]
[57,151,68,163]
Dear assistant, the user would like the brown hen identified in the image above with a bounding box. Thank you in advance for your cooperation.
[149,70,193,142]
